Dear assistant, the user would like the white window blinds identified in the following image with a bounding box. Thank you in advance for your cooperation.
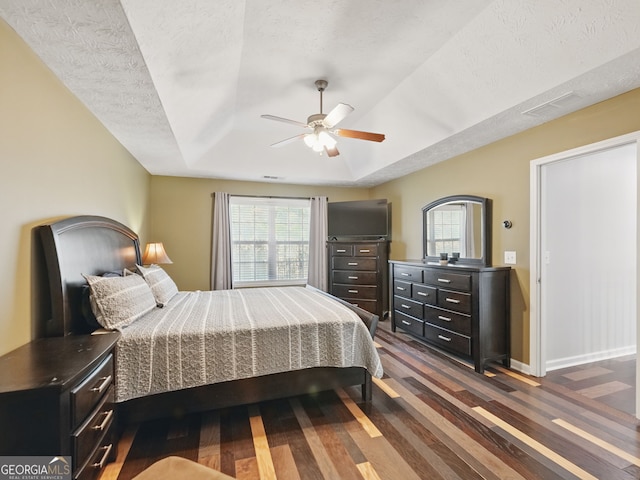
[229,196,311,286]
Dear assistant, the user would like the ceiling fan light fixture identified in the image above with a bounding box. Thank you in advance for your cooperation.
[262,79,385,157]
[318,130,336,149]
[303,132,317,148]
[304,129,336,153]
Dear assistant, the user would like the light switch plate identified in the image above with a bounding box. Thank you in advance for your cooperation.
[504,251,517,265]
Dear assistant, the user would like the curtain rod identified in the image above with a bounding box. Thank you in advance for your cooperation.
[211,193,312,200]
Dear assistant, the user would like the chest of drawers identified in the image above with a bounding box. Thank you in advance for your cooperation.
[328,239,389,320]
[0,333,119,479]
[390,260,510,373]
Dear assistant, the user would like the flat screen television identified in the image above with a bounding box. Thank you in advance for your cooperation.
[327,199,390,239]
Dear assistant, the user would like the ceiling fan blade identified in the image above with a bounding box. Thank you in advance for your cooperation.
[261,114,309,128]
[324,145,340,157]
[335,128,385,142]
[270,133,306,147]
[322,103,354,128]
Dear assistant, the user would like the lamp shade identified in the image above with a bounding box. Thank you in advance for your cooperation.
[142,242,173,265]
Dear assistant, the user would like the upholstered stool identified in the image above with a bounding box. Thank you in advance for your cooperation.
[133,456,235,480]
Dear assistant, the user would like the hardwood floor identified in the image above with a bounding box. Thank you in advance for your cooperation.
[99,321,640,479]
[542,354,636,417]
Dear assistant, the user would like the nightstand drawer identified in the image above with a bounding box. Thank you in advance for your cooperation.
[75,433,115,480]
[333,284,377,299]
[333,271,378,285]
[333,257,377,271]
[73,386,114,472]
[424,323,471,356]
[71,354,113,430]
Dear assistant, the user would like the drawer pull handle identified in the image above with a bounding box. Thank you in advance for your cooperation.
[417,291,428,296]
[396,286,405,291]
[401,272,410,277]
[90,375,112,394]
[92,444,113,470]
[438,315,452,322]
[401,320,411,325]
[348,289,359,294]
[336,249,347,253]
[438,335,452,342]
[359,249,370,253]
[437,278,451,283]
[401,304,411,309]
[348,262,358,266]
[445,298,461,304]
[348,276,358,279]
[92,409,114,432]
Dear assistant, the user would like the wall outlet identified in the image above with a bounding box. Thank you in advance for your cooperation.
[504,251,517,265]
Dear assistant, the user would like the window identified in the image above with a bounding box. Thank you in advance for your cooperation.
[427,203,466,255]
[229,196,310,286]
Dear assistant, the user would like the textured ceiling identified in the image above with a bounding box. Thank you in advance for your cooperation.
[2,0,640,186]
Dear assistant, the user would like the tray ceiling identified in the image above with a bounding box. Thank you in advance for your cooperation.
[2,0,640,186]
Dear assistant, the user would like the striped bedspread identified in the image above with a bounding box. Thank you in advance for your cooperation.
[114,286,383,402]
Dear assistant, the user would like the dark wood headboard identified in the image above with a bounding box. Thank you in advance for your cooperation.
[34,216,141,337]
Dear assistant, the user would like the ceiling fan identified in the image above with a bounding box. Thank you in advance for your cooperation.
[261,79,385,157]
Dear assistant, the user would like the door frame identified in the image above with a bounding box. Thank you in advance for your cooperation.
[529,131,640,411]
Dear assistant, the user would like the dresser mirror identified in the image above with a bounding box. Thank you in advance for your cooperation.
[422,195,491,266]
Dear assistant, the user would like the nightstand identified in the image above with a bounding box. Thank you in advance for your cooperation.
[0,332,119,480]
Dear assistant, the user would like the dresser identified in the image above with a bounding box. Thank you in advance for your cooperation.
[0,333,119,480]
[328,239,389,320]
[389,260,510,373]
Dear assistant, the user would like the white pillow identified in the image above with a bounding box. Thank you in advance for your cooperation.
[83,273,157,330]
[136,264,179,307]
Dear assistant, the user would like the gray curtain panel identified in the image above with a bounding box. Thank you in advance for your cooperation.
[307,196,328,290]
[211,192,233,290]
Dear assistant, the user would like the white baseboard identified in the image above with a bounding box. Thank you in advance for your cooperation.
[545,345,637,372]
[508,358,531,375]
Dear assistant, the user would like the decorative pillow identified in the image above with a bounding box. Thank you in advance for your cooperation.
[136,264,179,307]
[83,273,157,330]
[81,270,126,330]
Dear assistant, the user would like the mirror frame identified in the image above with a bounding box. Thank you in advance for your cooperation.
[422,194,491,267]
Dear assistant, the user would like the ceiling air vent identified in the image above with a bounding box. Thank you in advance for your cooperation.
[522,91,582,117]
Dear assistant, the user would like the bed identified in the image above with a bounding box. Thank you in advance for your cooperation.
[33,215,382,424]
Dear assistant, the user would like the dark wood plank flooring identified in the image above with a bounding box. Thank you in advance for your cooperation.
[100,320,640,480]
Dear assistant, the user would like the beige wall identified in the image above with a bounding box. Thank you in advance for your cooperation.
[372,88,640,365]
[148,176,370,291]
[0,20,151,356]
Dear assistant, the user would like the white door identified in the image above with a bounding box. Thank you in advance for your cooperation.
[541,143,636,371]
[530,132,640,416]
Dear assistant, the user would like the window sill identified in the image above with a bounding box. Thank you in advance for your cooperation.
[233,280,307,289]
